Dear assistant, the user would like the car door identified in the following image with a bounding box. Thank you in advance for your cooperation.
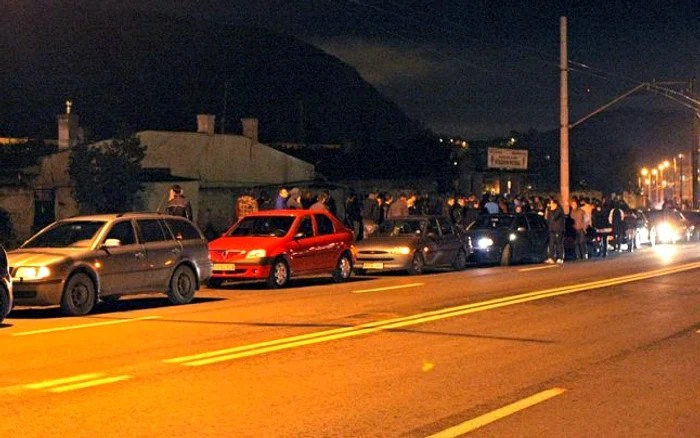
[422,217,443,266]
[313,213,343,271]
[525,214,548,258]
[95,219,146,296]
[136,219,181,290]
[436,217,461,265]
[510,215,532,261]
[287,215,316,274]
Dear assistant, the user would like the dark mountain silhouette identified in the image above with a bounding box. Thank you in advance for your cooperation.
[0,4,429,148]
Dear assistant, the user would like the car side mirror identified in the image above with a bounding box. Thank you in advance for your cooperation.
[101,238,121,249]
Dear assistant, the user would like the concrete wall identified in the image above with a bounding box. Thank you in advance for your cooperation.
[0,187,34,246]
[137,131,314,186]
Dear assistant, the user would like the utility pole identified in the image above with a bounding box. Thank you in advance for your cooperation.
[560,16,570,213]
[691,77,698,208]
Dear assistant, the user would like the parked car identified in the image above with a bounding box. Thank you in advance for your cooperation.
[0,245,12,323]
[645,209,694,244]
[7,213,212,316]
[208,210,355,288]
[354,216,468,275]
[466,213,549,266]
[678,210,700,240]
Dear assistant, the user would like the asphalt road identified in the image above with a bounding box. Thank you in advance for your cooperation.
[2,243,700,437]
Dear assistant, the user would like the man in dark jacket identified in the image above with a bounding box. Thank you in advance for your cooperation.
[545,198,565,263]
[361,191,381,238]
[166,184,193,220]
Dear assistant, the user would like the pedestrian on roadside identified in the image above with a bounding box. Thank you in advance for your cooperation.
[570,198,588,260]
[361,191,381,238]
[545,198,565,264]
[235,188,258,220]
[166,184,193,220]
[287,187,303,209]
[387,193,409,218]
[273,188,289,210]
[310,192,329,211]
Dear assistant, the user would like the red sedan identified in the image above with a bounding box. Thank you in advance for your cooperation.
[207,210,356,288]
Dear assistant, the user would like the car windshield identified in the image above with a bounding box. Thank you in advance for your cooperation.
[377,219,426,237]
[227,216,296,238]
[469,215,514,230]
[22,221,107,249]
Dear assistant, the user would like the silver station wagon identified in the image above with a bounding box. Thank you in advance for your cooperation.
[8,213,212,316]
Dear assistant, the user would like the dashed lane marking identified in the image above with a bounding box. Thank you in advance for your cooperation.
[23,373,132,393]
[13,315,161,336]
[425,388,567,437]
[352,283,425,294]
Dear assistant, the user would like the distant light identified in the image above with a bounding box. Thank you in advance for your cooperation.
[453,161,458,166]
[439,138,444,143]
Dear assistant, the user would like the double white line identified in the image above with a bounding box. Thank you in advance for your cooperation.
[166,261,700,367]
[24,373,131,393]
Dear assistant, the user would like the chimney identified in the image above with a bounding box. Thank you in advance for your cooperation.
[241,118,259,143]
[197,114,216,135]
[57,100,81,150]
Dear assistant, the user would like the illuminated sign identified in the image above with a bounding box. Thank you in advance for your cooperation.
[487,148,528,170]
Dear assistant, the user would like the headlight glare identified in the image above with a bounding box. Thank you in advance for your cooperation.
[477,238,494,249]
[245,249,267,258]
[14,266,51,280]
[389,246,411,255]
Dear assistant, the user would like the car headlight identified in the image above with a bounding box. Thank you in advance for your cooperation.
[245,249,267,258]
[656,223,674,241]
[389,246,411,255]
[477,238,494,249]
[14,266,51,280]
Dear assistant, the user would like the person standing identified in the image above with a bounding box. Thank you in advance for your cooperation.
[235,188,258,220]
[545,198,565,264]
[345,192,363,240]
[361,191,381,237]
[310,192,329,211]
[324,189,337,217]
[166,184,193,220]
[286,188,303,209]
[570,198,588,260]
[608,201,626,252]
[273,188,289,210]
[387,193,409,218]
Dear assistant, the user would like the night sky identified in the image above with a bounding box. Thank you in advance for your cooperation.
[37,1,700,150]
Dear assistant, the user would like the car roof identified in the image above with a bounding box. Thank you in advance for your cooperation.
[61,212,183,221]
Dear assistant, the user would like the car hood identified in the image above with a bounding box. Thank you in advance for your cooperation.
[355,236,420,249]
[7,249,74,267]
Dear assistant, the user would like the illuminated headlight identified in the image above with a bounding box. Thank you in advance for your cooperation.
[656,223,675,242]
[14,266,51,280]
[477,238,494,249]
[389,246,411,255]
[509,233,517,241]
[245,249,267,258]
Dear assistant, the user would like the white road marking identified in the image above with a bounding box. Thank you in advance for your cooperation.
[13,315,161,336]
[518,265,558,272]
[49,375,132,393]
[24,373,106,390]
[352,283,425,294]
[426,388,567,437]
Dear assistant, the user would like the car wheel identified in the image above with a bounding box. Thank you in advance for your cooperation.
[452,249,467,271]
[206,278,224,288]
[500,244,512,266]
[266,258,289,288]
[168,265,197,305]
[407,252,424,275]
[0,286,10,323]
[333,253,353,283]
[649,228,656,246]
[60,273,97,316]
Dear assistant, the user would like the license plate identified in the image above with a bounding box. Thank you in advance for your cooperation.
[214,263,236,271]
[363,262,384,269]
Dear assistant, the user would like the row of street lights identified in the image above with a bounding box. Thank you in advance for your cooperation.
[639,154,687,208]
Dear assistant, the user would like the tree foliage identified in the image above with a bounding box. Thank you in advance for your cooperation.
[69,131,147,214]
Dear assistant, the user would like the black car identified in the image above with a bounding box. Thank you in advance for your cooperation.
[466,213,549,266]
[0,245,12,323]
[645,209,694,244]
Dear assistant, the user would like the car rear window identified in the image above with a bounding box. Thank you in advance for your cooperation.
[137,219,170,243]
[315,214,335,236]
[165,218,203,241]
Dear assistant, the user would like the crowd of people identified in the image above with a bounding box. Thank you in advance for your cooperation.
[167,183,677,265]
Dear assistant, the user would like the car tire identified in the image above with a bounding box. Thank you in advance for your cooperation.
[266,258,289,288]
[452,249,467,271]
[407,252,424,275]
[333,253,353,283]
[60,273,97,316]
[206,278,224,288]
[500,244,512,266]
[0,286,10,323]
[168,265,197,305]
